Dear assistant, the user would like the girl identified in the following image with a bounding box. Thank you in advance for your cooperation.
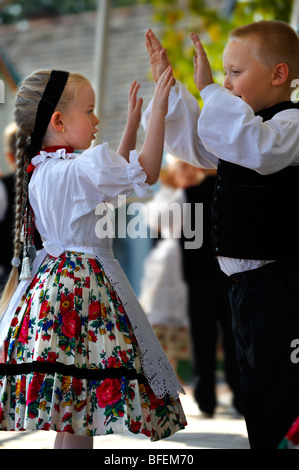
[0,67,187,449]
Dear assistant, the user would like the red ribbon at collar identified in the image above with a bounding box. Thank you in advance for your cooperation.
[27,146,74,173]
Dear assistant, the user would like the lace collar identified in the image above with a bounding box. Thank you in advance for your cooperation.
[27,146,75,173]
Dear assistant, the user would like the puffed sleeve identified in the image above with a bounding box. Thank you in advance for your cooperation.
[142,81,218,169]
[74,143,150,206]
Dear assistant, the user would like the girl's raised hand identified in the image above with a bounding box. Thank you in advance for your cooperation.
[191,33,214,91]
[127,80,143,132]
[152,65,175,117]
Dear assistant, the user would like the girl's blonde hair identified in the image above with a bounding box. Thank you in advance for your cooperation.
[0,70,89,316]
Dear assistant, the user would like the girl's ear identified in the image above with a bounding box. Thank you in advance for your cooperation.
[50,111,64,132]
[272,63,289,87]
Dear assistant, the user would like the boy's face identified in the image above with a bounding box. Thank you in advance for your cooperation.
[222,37,277,112]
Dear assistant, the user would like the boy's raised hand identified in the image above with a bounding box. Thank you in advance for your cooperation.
[145,29,172,84]
[191,33,214,91]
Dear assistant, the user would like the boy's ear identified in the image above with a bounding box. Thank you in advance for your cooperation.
[272,63,289,86]
[50,111,64,132]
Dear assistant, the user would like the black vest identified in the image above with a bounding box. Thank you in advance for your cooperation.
[212,101,299,260]
[180,176,221,281]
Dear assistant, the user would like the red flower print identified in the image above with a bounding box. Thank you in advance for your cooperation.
[96,379,122,408]
[42,423,51,431]
[0,405,4,424]
[142,428,151,437]
[130,419,142,433]
[62,424,74,434]
[108,356,121,368]
[89,301,100,320]
[74,287,83,298]
[20,376,26,396]
[39,300,50,319]
[128,387,135,401]
[84,277,90,288]
[11,318,18,327]
[286,416,299,445]
[72,377,83,396]
[119,350,129,364]
[18,312,30,344]
[42,334,51,341]
[118,305,125,314]
[47,352,58,363]
[61,310,81,340]
[145,386,165,410]
[62,412,72,423]
[26,373,44,404]
[60,293,74,315]
[88,330,97,343]
[110,291,117,301]
[88,258,101,273]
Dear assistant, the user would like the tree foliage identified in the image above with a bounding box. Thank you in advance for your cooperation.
[142,0,294,100]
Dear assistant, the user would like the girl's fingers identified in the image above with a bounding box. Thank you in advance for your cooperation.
[157,65,173,89]
[129,81,140,102]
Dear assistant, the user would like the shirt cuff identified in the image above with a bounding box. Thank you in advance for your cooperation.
[200,83,222,102]
[127,150,150,198]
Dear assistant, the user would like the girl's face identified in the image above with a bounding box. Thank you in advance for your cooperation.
[63,82,99,150]
[222,38,277,112]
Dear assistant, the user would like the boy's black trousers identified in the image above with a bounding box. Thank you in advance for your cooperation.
[229,259,299,449]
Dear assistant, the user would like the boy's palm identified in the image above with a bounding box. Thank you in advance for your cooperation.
[145,29,171,83]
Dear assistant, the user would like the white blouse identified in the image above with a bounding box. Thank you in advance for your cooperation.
[0,144,185,400]
[29,144,149,257]
[142,82,299,275]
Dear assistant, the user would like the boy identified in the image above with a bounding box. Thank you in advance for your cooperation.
[143,21,299,449]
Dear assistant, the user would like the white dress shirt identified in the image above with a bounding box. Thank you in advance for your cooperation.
[142,82,299,276]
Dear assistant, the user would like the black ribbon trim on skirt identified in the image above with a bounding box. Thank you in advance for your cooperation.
[0,361,149,385]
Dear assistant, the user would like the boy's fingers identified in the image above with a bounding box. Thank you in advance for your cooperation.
[145,34,153,55]
[147,29,163,53]
[191,33,207,58]
[191,32,201,47]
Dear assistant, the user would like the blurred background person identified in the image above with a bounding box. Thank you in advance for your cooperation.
[139,155,201,376]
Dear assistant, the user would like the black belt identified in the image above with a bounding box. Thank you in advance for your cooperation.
[0,360,148,384]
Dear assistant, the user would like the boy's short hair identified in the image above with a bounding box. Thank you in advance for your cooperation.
[229,21,299,83]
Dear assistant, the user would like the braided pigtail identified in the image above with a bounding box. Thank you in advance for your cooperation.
[0,130,31,315]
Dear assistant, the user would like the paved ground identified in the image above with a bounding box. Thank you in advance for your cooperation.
[0,383,249,450]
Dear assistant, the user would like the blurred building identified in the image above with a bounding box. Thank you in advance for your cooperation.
[0,3,157,173]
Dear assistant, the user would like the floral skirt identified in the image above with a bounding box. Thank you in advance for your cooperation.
[0,252,187,440]
[277,416,299,449]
